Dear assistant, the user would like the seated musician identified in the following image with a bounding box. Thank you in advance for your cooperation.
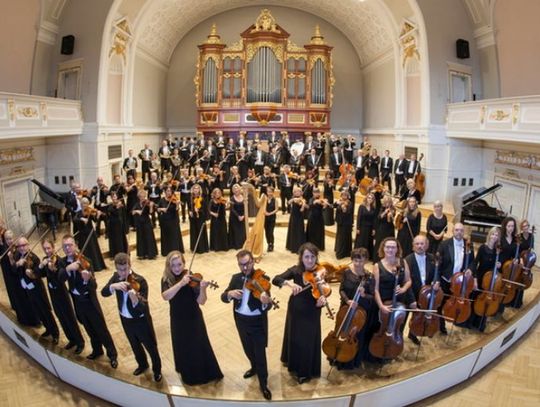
[400,178,421,205]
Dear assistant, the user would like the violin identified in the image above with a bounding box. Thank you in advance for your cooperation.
[501,236,525,304]
[369,267,406,360]
[319,261,348,284]
[83,206,99,218]
[474,246,504,318]
[244,269,279,309]
[322,274,367,363]
[443,241,474,324]
[181,270,219,289]
[358,177,372,195]
[409,255,444,338]
[300,266,334,319]
[520,226,536,289]
[193,196,203,217]
[74,251,92,271]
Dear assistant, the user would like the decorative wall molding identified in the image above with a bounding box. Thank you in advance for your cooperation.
[0,147,34,166]
[474,25,496,49]
[37,20,59,45]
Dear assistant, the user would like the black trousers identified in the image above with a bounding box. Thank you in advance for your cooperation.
[141,161,151,182]
[234,313,268,387]
[265,217,276,245]
[49,287,84,346]
[280,186,292,213]
[27,287,59,337]
[381,170,392,193]
[121,315,161,374]
[395,173,405,196]
[73,298,117,358]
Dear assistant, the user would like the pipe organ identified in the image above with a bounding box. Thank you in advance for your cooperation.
[195,9,334,137]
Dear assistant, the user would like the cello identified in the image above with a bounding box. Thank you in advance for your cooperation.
[520,226,536,289]
[501,236,525,305]
[414,153,425,199]
[409,255,443,338]
[442,241,475,324]
[474,246,504,318]
[369,267,407,359]
[322,278,368,363]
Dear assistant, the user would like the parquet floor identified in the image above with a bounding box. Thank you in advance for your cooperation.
[0,221,538,406]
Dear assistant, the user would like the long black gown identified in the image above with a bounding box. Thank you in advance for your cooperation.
[107,205,129,257]
[74,213,106,271]
[272,266,322,380]
[228,198,246,250]
[126,185,138,228]
[209,200,228,251]
[158,199,184,256]
[373,210,395,262]
[468,243,497,331]
[354,205,376,258]
[133,201,158,259]
[161,277,223,385]
[426,214,447,254]
[323,180,335,226]
[335,201,354,260]
[397,211,421,257]
[286,200,306,253]
[306,199,325,250]
[500,235,522,308]
[188,197,209,253]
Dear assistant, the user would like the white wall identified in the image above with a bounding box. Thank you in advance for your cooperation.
[132,54,167,127]
[362,58,396,130]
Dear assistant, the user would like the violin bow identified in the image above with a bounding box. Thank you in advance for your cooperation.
[187,214,208,274]
[0,222,39,261]
[20,227,51,261]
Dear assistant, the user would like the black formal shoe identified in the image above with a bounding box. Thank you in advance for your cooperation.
[40,331,52,338]
[260,386,272,400]
[297,376,310,384]
[440,327,448,336]
[74,344,84,355]
[268,244,274,252]
[408,333,420,345]
[154,372,162,382]
[133,366,148,376]
[243,368,256,379]
[52,336,59,345]
[86,351,104,360]
[110,358,118,369]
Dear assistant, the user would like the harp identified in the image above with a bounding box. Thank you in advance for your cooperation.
[243,183,267,259]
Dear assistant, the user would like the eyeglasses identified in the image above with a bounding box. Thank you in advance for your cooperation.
[238,260,252,267]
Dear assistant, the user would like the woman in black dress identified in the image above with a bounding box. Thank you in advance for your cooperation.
[354,192,376,259]
[107,192,129,257]
[367,149,380,179]
[469,226,501,331]
[264,186,278,252]
[323,172,335,226]
[306,188,327,250]
[125,175,138,230]
[426,201,447,254]
[499,216,523,308]
[75,198,106,271]
[208,188,228,251]
[373,195,395,262]
[157,186,184,256]
[188,184,209,253]
[228,184,246,250]
[519,219,534,251]
[334,248,376,369]
[400,178,422,205]
[272,242,328,383]
[132,190,158,260]
[397,197,421,257]
[286,187,308,253]
[161,251,223,385]
[334,190,354,260]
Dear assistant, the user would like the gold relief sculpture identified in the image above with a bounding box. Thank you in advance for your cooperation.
[489,109,510,121]
[288,114,305,123]
[495,150,539,170]
[310,25,326,46]
[0,147,34,166]
[225,41,243,52]
[7,99,15,123]
[308,55,329,71]
[17,107,38,118]
[205,24,222,45]
[202,53,221,65]
[287,40,304,53]
[251,9,280,33]
[245,42,284,63]
[480,105,486,124]
[512,104,520,125]
[109,17,132,62]
[400,20,420,67]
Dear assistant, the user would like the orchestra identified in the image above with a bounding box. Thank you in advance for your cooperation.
[0,131,537,401]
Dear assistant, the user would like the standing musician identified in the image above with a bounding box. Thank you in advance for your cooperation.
[145,172,161,227]
[436,223,475,334]
[39,238,85,353]
[379,150,393,194]
[90,176,109,237]
[499,216,523,308]
[188,184,209,253]
[393,153,407,196]
[259,166,276,196]
[279,164,295,214]
[397,197,421,257]
[14,237,60,343]
[179,168,192,223]
[139,143,153,182]
[221,250,273,400]
[158,139,172,173]
[334,190,354,260]
[354,148,368,184]
[123,149,138,180]
[367,148,380,179]
[426,201,448,254]
[227,165,242,190]
[330,146,342,178]
[343,134,355,163]
[109,174,126,200]
[102,253,162,381]
[305,148,320,180]
[252,146,267,176]
[132,190,158,260]
[272,242,329,384]
[405,153,421,180]
[157,186,184,256]
[405,235,438,345]
[268,146,282,176]
[58,234,118,367]
[264,186,278,252]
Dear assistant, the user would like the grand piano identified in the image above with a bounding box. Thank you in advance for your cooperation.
[459,183,507,241]
[30,179,69,240]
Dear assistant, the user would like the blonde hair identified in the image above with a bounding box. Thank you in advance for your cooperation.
[162,251,186,286]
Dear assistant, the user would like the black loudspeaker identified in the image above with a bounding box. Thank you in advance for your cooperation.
[61,35,75,55]
[456,39,469,59]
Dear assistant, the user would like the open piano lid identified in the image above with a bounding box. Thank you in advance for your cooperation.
[461,183,502,207]
[30,179,66,210]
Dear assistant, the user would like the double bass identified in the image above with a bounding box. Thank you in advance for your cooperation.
[369,268,407,359]
[474,246,504,318]
[414,153,425,199]
[442,241,474,324]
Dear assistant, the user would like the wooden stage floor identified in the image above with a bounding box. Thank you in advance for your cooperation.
[0,224,538,405]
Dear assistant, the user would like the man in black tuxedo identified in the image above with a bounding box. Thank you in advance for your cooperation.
[139,144,153,182]
[405,235,438,344]
[221,250,272,400]
[123,149,138,180]
[393,153,407,196]
[379,149,393,194]
[329,146,342,179]
[101,253,162,381]
[353,149,367,184]
[158,140,172,174]
[405,153,421,180]
[436,223,475,334]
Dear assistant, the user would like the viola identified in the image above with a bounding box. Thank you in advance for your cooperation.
[474,246,504,318]
[501,236,524,304]
[409,255,443,338]
[443,241,474,324]
[244,269,279,309]
[369,267,406,359]
[300,266,334,319]
[322,274,368,363]
[181,270,219,290]
[358,177,372,195]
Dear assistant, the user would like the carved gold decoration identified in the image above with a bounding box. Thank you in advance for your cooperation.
[251,9,280,33]
[0,147,34,166]
[18,107,38,118]
[329,55,335,108]
[287,40,304,53]
[310,25,326,45]
[7,99,15,123]
[495,150,540,170]
[223,113,240,122]
[489,109,510,121]
[400,21,415,37]
[200,111,218,125]
[308,55,329,71]
[310,112,327,127]
[225,40,243,52]
[250,108,277,126]
[288,113,305,123]
[202,53,221,65]
[512,103,520,125]
[245,42,284,63]
[109,17,132,62]
[194,59,201,106]
[400,20,420,67]
[205,23,222,44]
